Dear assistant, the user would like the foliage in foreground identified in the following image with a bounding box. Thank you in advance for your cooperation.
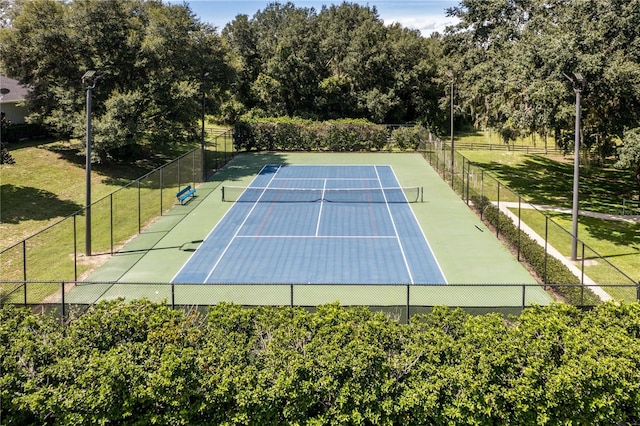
[2,300,640,425]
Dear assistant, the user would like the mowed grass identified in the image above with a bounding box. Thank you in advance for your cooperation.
[1,138,177,248]
[512,209,640,300]
[1,130,231,287]
[450,128,557,148]
[460,150,637,213]
[458,148,638,295]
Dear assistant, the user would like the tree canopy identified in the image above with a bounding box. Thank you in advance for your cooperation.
[0,0,232,161]
[445,0,640,157]
[1,0,640,189]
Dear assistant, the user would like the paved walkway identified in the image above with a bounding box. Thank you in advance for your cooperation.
[495,202,640,302]
[515,204,640,224]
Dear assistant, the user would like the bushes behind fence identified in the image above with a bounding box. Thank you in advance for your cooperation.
[471,195,601,305]
[234,118,393,152]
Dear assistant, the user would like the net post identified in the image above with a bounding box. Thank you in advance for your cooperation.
[420,186,424,203]
[221,186,225,202]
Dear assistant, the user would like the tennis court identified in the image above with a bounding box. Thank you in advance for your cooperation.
[172,164,446,284]
[72,152,552,309]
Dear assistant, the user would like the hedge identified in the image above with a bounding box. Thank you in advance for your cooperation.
[2,300,640,424]
[470,195,601,305]
[233,118,390,152]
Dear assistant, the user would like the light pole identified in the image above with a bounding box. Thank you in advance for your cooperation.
[82,70,100,256]
[445,71,454,181]
[567,72,585,261]
[201,72,209,182]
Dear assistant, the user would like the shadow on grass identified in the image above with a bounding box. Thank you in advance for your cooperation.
[208,151,290,184]
[474,155,637,211]
[0,184,83,224]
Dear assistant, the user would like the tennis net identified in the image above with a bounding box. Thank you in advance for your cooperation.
[221,186,423,203]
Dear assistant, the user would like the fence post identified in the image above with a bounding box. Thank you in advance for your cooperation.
[465,161,470,205]
[160,167,163,216]
[22,240,27,283]
[171,283,175,309]
[110,193,114,256]
[517,196,521,262]
[522,284,526,309]
[73,214,78,281]
[290,284,294,308]
[61,281,65,323]
[406,285,410,324]
[544,216,549,285]
[580,243,585,285]
[496,182,501,238]
[580,244,585,306]
[137,180,141,233]
[461,157,465,195]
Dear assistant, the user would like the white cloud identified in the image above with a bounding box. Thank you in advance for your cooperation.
[382,15,459,36]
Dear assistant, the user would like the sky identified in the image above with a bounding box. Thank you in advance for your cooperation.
[170,1,460,36]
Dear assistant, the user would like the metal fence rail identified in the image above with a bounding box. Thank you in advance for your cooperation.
[0,129,236,283]
[421,136,639,299]
[4,281,638,323]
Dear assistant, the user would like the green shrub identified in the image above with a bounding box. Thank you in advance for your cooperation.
[233,118,388,152]
[3,301,640,424]
[390,124,428,151]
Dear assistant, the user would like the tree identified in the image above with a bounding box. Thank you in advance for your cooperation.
[615,128,640,199]
[0,0,231,161]
[223,2,445,125]
[444,0,640,156]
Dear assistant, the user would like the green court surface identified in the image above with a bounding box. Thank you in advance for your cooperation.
[71,152,552,308]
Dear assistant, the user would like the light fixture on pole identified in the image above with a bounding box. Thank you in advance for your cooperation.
[82,70,100,256]
[201,72,210,182]
[565,71,585,261]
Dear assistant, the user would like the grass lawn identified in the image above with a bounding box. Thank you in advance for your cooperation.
[512,209,639,300]
[460,150,638,213]
[450,128,557,148]
[1,130,231,249]
[1,129,232,285]
[454,148,638,296]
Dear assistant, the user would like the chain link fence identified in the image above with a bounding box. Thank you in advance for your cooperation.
[0,129,235,286]
[420,136,639,304]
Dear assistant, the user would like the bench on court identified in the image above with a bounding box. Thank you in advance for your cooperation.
[176,185,196,205]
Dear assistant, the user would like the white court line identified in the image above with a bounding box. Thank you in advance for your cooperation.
[170,163,274,283]
[389,167,447,283]
[374,165,415,285]
[235,235,397,239]
[315,179,326,237]
[203,165,282,283]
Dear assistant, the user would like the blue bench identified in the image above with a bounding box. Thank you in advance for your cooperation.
[176,185,196,205]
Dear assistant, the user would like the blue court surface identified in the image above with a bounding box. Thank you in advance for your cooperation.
[172,164,446,284]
